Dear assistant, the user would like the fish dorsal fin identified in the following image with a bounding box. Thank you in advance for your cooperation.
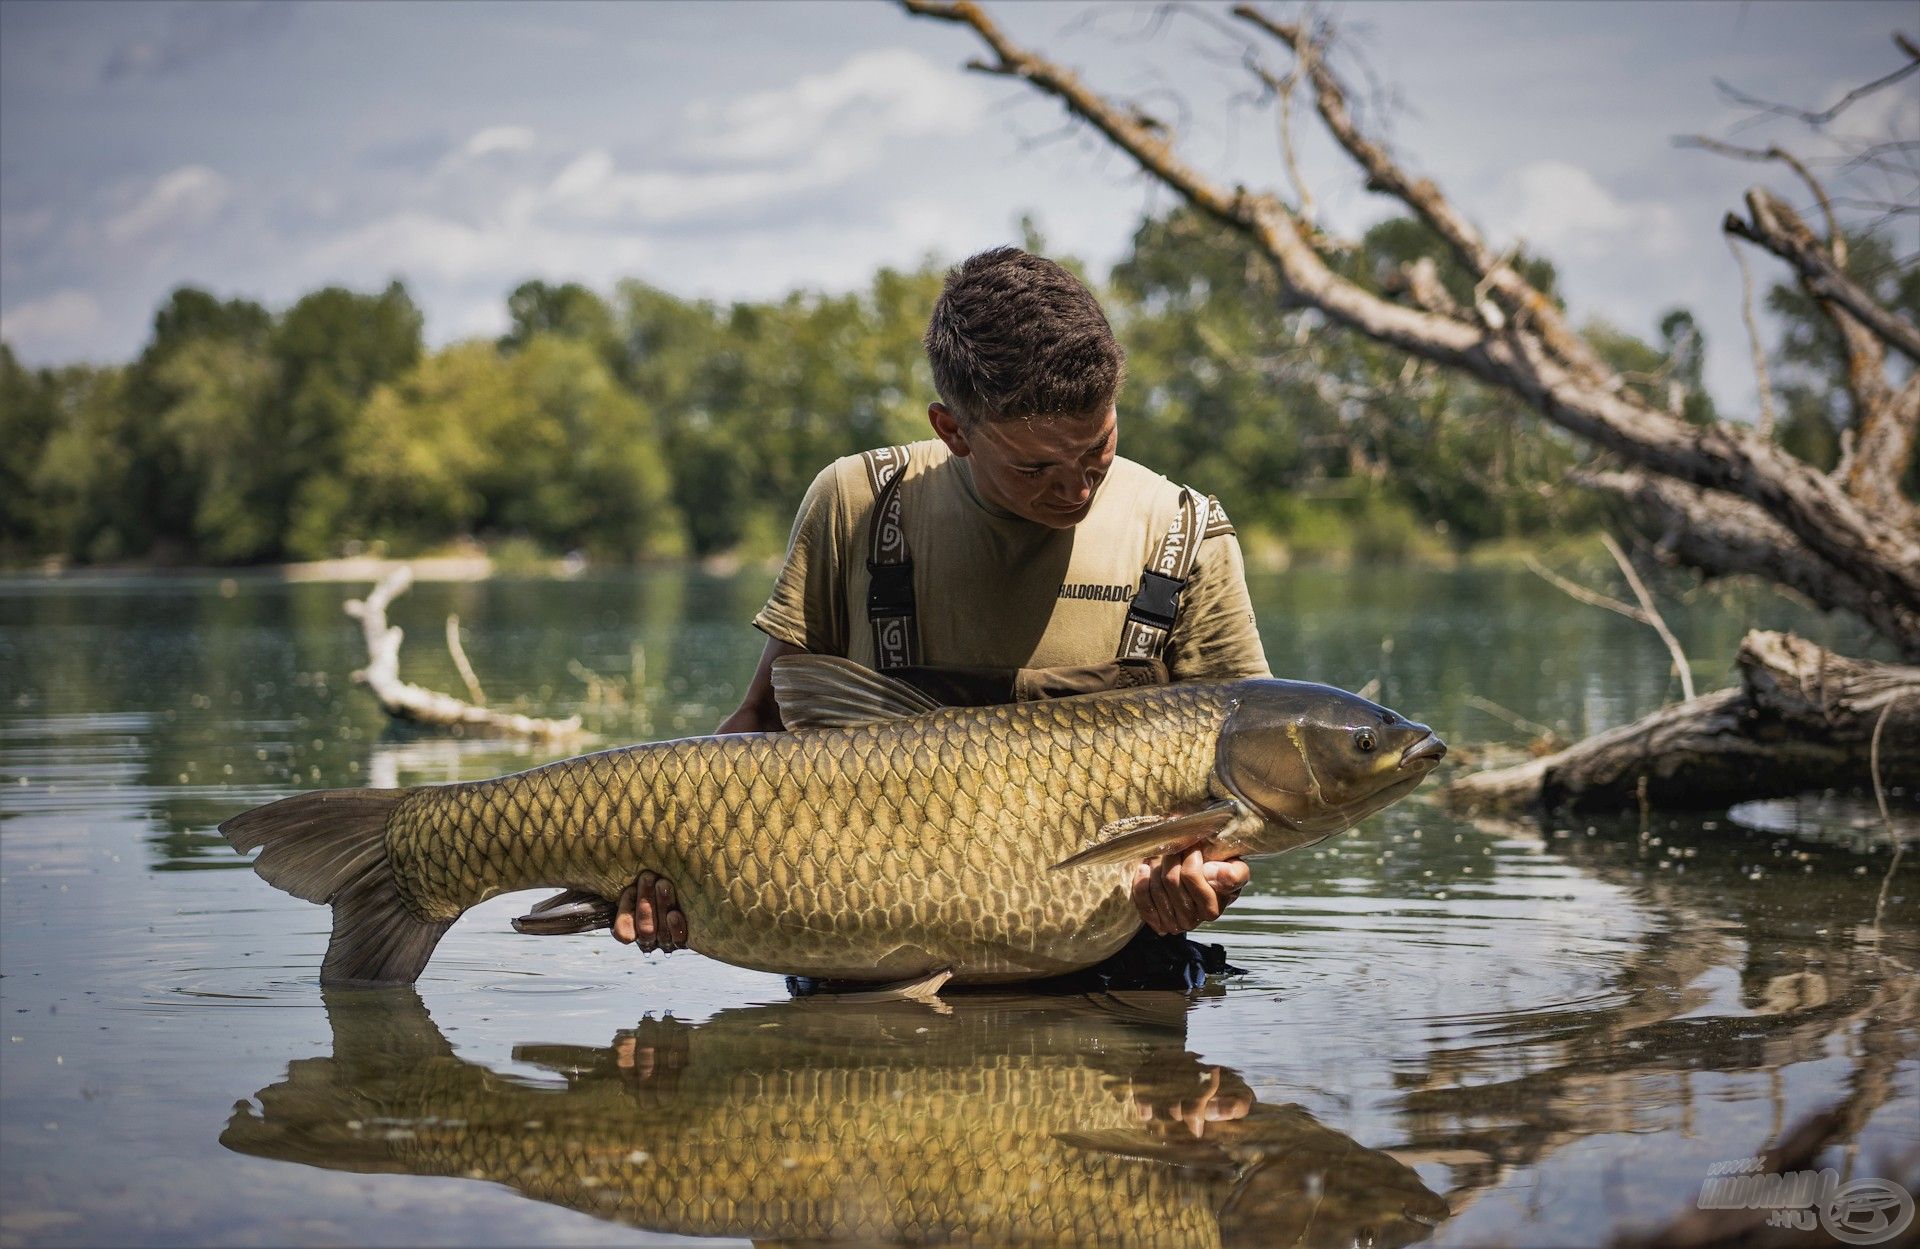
[771,655,943,730]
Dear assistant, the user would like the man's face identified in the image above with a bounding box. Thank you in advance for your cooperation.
[929,402,1118,529]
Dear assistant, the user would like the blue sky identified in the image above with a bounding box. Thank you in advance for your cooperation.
[1,1,1912,414]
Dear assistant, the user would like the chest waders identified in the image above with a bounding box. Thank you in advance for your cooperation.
[857,445,1218,698]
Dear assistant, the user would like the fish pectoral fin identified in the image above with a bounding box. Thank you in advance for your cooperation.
[769,655,944,729]
[1053,1129,1239,1174]
[510,890,615,935]
[1051,802,1244,871]
[811,967,953,1004]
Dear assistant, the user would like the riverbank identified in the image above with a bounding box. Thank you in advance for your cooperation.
[1,532,1606,586]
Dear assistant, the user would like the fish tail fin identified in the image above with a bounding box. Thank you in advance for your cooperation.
[219,788,453,986]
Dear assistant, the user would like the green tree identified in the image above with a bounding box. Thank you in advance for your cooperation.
[277,282,424,557]
[500,280,615,354]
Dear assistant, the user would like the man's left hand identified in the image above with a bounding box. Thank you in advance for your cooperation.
[1131,849,1248,936]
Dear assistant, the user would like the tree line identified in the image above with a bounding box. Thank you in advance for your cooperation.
[0,209,1867,570]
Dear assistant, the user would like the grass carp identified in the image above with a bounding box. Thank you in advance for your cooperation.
[222,988,1450,1248]
[220,657,1445,987]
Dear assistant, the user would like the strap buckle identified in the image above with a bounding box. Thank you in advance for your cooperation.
[1125,569,1185,632]
[866,561,916,618]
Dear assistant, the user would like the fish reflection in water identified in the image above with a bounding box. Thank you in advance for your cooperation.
[222,989,1447,1248]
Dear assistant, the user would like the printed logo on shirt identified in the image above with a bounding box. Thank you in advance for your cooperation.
[1059,583,1134,603]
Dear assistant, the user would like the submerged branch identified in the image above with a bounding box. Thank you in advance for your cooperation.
[1446,631,1920,812]
[346,568,584,740]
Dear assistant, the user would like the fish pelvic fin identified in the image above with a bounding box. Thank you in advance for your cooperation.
[1051,802,1243,872]
[511,889,615,935]
[770,654,943,729]
[809,967,953,1003]
[219,788,453,986]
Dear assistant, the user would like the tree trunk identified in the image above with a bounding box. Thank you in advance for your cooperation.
[1445,631,1920,812]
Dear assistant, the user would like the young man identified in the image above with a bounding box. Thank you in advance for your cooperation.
[616,247,1271,985]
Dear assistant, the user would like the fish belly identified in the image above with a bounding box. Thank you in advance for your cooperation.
[385,687,1228,983]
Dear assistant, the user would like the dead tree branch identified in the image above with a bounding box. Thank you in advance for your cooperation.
[1579,470,1920,655]
[1603,533,1696,701]
[347,568,584,740]
[1447,631,1920,812]
[1725,188,1920,365]
[1725,235,1779,437]
[1712,34,1920,130]
[901,0,1920,644]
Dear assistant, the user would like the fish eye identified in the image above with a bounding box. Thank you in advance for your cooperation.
[1355,728,1377,753]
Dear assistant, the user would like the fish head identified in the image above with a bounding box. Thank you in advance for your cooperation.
[1215,680,1446,843]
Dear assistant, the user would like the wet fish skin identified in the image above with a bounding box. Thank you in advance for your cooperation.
[385,682,1227,983]
[220,663,1444,986]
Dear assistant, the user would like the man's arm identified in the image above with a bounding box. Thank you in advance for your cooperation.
[1130,523,1267,932]
[613,636,803,951]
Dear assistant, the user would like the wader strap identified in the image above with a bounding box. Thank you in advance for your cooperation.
[1117,486,1205,662]
[862,445,918,671]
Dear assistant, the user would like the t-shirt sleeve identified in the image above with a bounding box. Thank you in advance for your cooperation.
[1166,532,1271,681]
[751,462,851,656]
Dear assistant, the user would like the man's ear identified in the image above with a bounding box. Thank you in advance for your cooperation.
[928,403,971,458]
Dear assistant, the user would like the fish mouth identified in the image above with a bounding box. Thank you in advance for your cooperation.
[1398,733,1447,769]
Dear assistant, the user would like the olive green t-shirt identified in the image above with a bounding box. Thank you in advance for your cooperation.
[752,440,1271,682]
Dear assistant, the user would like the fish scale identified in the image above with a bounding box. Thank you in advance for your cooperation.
[384,684,1227,983]
[221,662,1443,986]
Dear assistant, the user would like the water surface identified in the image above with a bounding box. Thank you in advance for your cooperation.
[1,569,1913,1246]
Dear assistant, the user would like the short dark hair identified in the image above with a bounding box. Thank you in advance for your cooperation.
[923,246,1125,424]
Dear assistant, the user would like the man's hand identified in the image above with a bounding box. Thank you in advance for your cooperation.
[614,871,687,952]
[1131,848,1249,936]
[612,637,802,955]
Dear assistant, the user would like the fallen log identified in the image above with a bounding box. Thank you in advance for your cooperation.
[1445,631,1920,813]
[346,567,584,740]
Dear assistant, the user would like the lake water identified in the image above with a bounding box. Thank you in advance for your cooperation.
[1,568,1913,1247]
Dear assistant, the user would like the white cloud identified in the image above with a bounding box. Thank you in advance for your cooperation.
[0,288,102,348]
[531,49,984,229]
[103,165,232,245]
[297,209,654,291]
[1492,160,1681,259]
[463,125,536,158]
[690,47,983,165]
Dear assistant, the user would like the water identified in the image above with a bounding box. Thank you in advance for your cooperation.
[1,568,1913,1247]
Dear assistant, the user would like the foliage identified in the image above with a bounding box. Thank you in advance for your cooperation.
[2,216,1719,569]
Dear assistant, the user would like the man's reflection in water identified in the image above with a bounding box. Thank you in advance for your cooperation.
[224,987,1447,1248]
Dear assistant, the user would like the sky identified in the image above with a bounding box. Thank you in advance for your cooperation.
[0,0,1913,415]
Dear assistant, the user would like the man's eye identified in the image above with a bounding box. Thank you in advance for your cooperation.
[1015,467,1046,477]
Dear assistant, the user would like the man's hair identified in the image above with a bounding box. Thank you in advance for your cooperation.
[923,246,1125,425]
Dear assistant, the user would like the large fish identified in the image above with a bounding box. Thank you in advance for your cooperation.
[220,657,1445,987]
[222,988,1449,1248]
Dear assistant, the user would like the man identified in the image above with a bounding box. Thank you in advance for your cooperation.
[614,247,1271,985]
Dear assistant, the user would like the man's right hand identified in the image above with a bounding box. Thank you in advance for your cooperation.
[614,871,687,952]
[611,636,800,956]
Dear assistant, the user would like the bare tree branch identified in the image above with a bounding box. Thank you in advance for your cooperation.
[1580,469,1920,656]
[1230,3,1616,385]
[902,0,1920,641]
[1446,630,1920,812]
[1725,236,1778,437]
[1712,34,1920,130]
[1603,533,1697,701]
[1677,135,1844,260]
[1726,188,1920,365]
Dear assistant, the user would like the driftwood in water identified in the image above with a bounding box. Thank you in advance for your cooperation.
[1446,631,1920,813]
[346,568,584,740]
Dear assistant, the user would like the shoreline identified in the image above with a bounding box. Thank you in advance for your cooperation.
[0,535,1602,586]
